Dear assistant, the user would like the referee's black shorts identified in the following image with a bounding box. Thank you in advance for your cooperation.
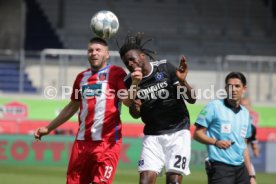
[205,160,250,184]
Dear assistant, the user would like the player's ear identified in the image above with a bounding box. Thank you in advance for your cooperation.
[106,51,110,60]
[242,85,247,94]
[140,52,145,59]
[224,84,228,92]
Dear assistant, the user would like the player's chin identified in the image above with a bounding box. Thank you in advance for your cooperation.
[128,67,134,73]
[230,96,239,101]
[90,60,100,67]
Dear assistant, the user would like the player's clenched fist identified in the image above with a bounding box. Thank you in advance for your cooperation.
[131,67,142,85]
[34,127,50,140]
[176,55,188,83]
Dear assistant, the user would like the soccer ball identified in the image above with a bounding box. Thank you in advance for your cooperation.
[90,10,119,39]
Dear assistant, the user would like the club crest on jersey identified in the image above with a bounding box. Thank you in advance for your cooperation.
[81,84,102,98]
[98,72,107,81]
[154,72,164,81]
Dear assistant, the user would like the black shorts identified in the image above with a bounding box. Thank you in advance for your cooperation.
[205,160,250,184]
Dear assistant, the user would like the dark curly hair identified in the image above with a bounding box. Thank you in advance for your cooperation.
[118,32,156,60]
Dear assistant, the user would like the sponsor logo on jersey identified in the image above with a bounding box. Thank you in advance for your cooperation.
[197,109,208,120]
[200,109,207,116]
[81,84,102,98]
[137,81,168,100]
[221,124,231,133]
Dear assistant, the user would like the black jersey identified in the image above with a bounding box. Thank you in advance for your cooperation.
[125,60,190,135]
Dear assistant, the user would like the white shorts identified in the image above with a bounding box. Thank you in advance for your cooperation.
[138,129,191,175]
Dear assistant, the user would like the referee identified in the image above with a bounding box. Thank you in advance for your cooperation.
[193,72,256,184]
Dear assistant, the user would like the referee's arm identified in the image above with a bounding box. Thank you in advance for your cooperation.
[193,123,217,145]
[243,140,256,178]
[193,123,233,149]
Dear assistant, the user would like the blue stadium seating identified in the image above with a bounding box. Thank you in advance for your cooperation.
[36,0,276,57]
[0,60,37,93]
[24,0,63,51]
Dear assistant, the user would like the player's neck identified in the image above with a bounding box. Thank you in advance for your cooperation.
[143,61,152,76]
[91,63,108,73]
[226,98,240,108]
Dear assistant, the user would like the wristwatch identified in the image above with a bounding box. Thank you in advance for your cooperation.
[249,175,256,179]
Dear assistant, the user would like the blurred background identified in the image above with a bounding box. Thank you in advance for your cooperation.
[0,0,276,183]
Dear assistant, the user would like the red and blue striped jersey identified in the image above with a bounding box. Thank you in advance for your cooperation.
[71,64,127,142]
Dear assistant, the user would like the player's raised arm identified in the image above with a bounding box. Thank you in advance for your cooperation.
[176,55,196,104]
[119,64,142,119]
[121,67,143,107]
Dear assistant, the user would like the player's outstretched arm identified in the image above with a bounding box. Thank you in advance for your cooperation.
[176,55,196,104]
[34,100,80,140]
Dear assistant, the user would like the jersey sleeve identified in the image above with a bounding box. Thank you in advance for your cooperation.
[70,74,82,101]
[195,102,215,128]
[166,62,179,85]
[115,67,127,91]
[124,74,132,89]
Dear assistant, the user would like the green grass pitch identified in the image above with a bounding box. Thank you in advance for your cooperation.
[1,165,276,184]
